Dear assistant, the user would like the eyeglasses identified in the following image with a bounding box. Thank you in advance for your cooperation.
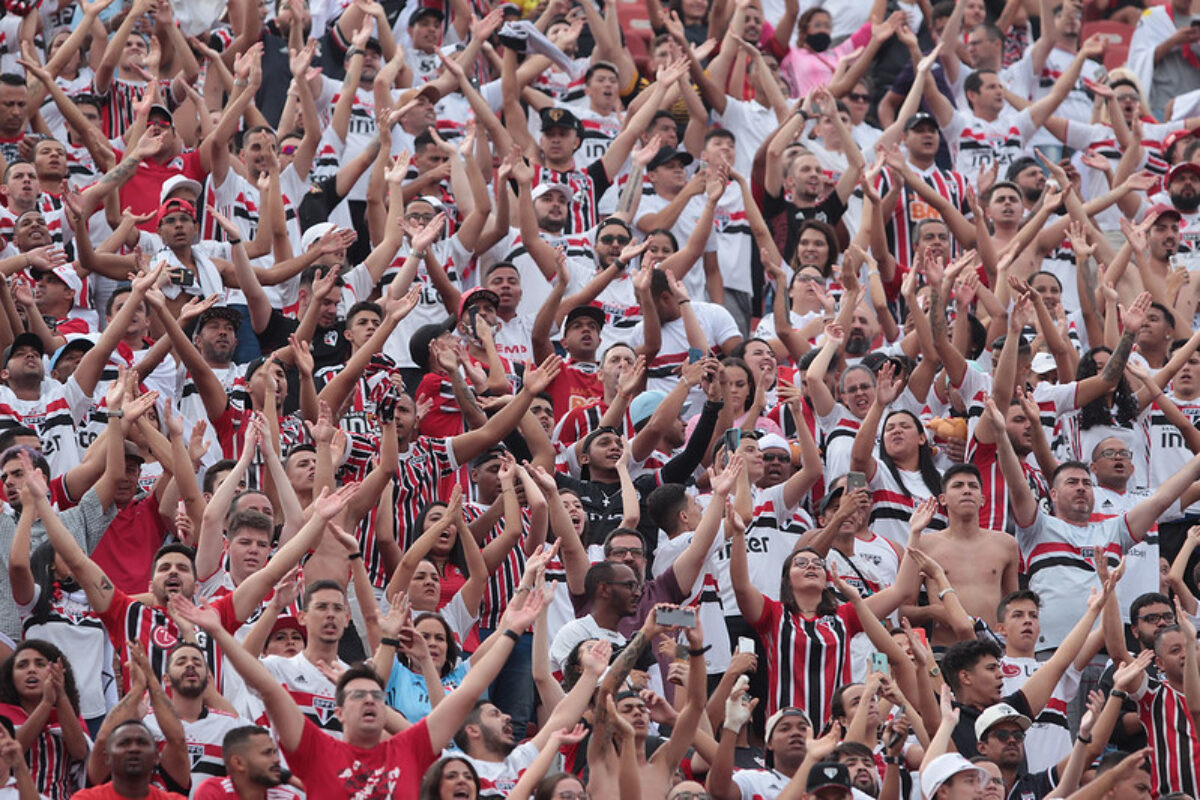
[1137,611,1176,625]
[986,777,1005,787]
[345,689,384,702]
[670,793,712,800]
[556,792,590,800]
[608,547,644,558]
[791,556,825,569]
[405,213,436,223]
[846,92,870,102]
[986,729,1025,743]
[280,144,297,155]
[1098,448,1133,460]
[603,579,639,590]
[795,274,823,283]
[1115,93,1140,103]
[761,453,790,463]
[598,234,631,245]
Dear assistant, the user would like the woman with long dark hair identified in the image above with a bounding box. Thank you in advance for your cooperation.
[418,755,481,800]
[729,508,913,724]
[849,362,946,546]
[383,612,470,723]
[9,497,115,736]
[0,640,90,800]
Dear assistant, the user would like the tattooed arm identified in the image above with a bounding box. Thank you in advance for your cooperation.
[599,605,675,696]
[1075,291,1149,408]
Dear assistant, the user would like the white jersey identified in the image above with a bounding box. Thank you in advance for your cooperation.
[635,191,717,302]
[261,652,349,739]
[144,707,250,798]
[654,518,730,674]
[563,101,621,171]
[0,381,80,476]
[492,315,535,366]
[636,301,742,395]
[711,483,810,613]
[944,107,1037,181]
[1152,392,1200,520]
[1093,484,1159,624]
[1016,512,1139,649]
[483,227,595,317]
[458,741,539,798]
[1000,655,1079,773]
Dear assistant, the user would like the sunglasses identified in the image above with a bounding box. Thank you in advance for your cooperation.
[846,92,870,102]
[598,234,631,245]
[987,729,1025,743]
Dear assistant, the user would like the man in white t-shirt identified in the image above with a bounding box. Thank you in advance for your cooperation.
[549,561,633,673]
[454,641,606,797]
[921,33,1107,181]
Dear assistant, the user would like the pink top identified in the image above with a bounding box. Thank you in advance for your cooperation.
[777,22,873,97]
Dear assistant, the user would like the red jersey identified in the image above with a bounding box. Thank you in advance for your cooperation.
[282,717,436,799]
[116,149,207,230]
[546,359,603,420]
[74,785,186,800]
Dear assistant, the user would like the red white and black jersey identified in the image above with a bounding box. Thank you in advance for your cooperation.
[261,652,348,739]
[865,459,948,547]
[97,589,241,690]
[1151,392,1200,521]
[966,438,1050,533]
[1137,679,1200,798]
[871,164,970,271]
[0,381,81,477]
[531,160,611,235]
[96,75,175,138]
[546,359,603,421]
[752,597,863,722]
[144,707,249,792]
[392,436,462,550]
[462,501,528,631]
[0,702,86,800]
[552,400,634,448]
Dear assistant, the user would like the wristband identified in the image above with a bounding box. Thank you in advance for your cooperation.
[380,636,400,648]
[688,645,711,657]
[1076,733,1093,744]
[502,629,521,643]
[346,47,364,58]
[107,409,125,419]
[348,551,362,560]
[937,587,957,600]
[1110,689,1129,701]
[883,755,904,765]
[228,238,243,246]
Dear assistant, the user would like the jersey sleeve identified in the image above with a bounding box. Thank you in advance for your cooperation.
[837,601,864,638]
[212,592,244,631]
[97,588,136,646]
[752,595,784,636]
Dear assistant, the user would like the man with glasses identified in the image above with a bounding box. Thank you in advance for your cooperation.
[1091,437,1161,624]
[973,703,1062,800]
[1097,591,1175,752]
[549,560,638,673]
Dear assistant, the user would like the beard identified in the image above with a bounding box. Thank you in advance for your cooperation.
[249,765,289,787]
[845,332,871,356]
[172,676,208,699]
[1170,191,1200,212]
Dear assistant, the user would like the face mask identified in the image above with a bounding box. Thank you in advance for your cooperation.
[806,32,832,52]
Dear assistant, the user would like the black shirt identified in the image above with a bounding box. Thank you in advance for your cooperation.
[763,189,847,265]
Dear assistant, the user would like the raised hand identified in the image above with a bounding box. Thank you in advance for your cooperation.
[1119,291,1152,333]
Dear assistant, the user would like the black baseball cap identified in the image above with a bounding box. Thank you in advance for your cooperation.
[540,106,581,133]
[647,146,694,171]
[565,304,605,330]
[2,332,44,366]
[409,319,456,370]
[194,306,243,335]
[905,112,938,131]
[806,761,853,795]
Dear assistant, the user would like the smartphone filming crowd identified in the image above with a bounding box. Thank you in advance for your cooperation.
[7,0,1200,796]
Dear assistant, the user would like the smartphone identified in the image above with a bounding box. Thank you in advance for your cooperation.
[439,42,466,56]
[655,607,697,628]
[467,305,480,339]
[870,652,889,674]
[723,428,741,458]
[846,471,867,492]
[687,347,704,364]
[737,636,756,655]
[912,627,928,649]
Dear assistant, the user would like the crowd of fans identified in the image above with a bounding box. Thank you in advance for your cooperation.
[5,0,1200,796]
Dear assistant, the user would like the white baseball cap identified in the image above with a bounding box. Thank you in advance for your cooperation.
[758,433,791,453]
[531,182,574,201]
[1031,351,1057,375]
[921,753,989,799]
[300,222,337,252]
[974,702,1032,742]
[159,174,204,204]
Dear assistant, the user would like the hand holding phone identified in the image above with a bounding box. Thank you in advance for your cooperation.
[655,606,697,628]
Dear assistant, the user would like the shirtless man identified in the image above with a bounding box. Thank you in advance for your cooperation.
[905,463,1020,646]
[591,604,706,800]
